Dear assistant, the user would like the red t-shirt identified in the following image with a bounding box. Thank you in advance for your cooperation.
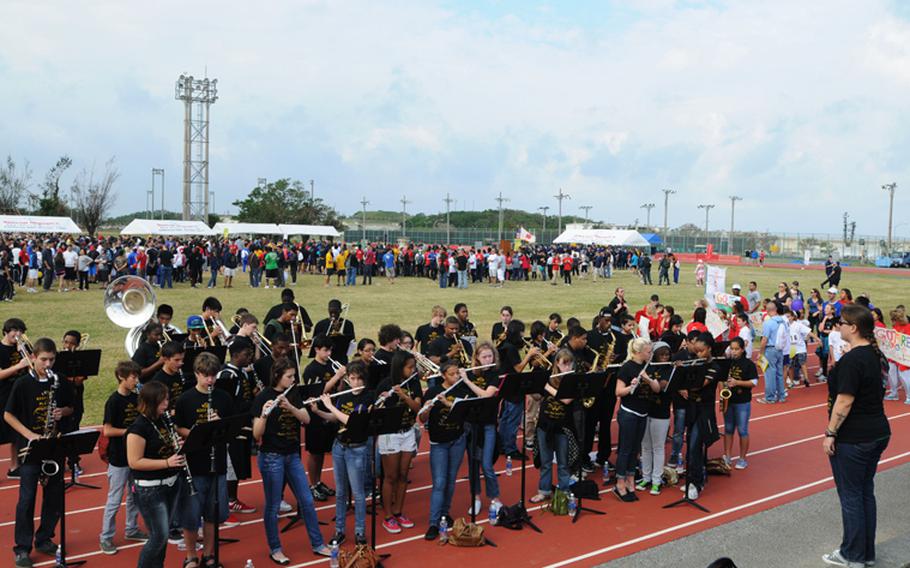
[686,321,708,334]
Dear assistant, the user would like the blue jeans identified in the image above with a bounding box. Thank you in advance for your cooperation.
[724,402,751,437]
[467,423,500,499]
[258,452,325,554]
[829,437,889,564]
[100,464,140,542]
[670,406,687,464]
[439,269,447,288]
[207,268,218,287]
[133,481,179,568]
[14,463,64,555]
[331,441,368,537]
[457,270,468,288]
[429,434,467,526]
[763,348,785,401]
[498,400,521,455]
[686,415,706,489]
[537,427,571,493]
[250,266,260,287]
[160,266,173,288]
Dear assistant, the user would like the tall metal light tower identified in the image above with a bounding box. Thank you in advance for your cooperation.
[579,205,593,224]
[662,188,676,233]
[175,74,218,223]
[152,168,165,219]
[640,202,655,227]
[360,196,369,242]
[728,195,742,255]
[538,206,549,238]
[495,192,510,243]
[400,196,411,238]
[883,183,897,252]
[443,193,455,246]
[554,188,570,234]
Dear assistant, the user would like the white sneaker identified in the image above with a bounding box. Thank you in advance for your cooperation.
[687,485,699,500]
[815,369,823,377]
[279,500,293,513]
[467,498,482,516]
[822,549,864,567]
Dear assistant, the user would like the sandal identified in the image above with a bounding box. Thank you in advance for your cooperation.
[529,493,549,504]
[183,558,200,568]
[269,552,290,566]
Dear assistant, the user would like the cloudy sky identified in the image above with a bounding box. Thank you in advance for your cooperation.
[2,0,909,235]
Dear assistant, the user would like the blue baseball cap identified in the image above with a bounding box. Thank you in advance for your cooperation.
[186,315,205,329]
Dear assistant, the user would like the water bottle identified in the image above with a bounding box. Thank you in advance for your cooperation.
[505,456,513,477]
[568,494,577,517]
[488,502,499,526]
[55,545,62,566]
[330,541,339,568]
[244,561,254,568]
[439,516,449,544]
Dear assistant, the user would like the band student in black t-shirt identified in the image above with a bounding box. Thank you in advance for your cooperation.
[5,338,74,568]
[302,334,347,502]
[263,289,313,336]
[216,337,258,517]
[60,330,88,473]
[319,360,374,546]
[529,349,576,505]
[414,305,446,355]
[150,341,195,410]
[253,333,294,389]
[681,333,725,501]
[614,338,660,502]
[722,337,757,470]
[132,323,165,381]
[308,300,355,365]
[99,361,144,554]
[638,341,673,496]
[464,341,505,517]
[427,316,474,378]
[251,357,331,564]
[126,381,186,568]
[0,318,30,477]
[174,352,233,568]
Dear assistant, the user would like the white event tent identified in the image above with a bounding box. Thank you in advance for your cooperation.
[0,215,82,233]
[120,219,216,236]
[553,228,651,247]
[278,224,342,238]
[212,222,283,235]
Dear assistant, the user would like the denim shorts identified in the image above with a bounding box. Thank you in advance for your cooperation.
[179,474,229,529]
[723,402,751,437]
[789,352,807,368]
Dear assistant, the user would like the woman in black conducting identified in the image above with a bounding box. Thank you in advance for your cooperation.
[822,305,890,568]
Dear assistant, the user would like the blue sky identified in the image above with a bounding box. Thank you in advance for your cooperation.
[2,0,909,235]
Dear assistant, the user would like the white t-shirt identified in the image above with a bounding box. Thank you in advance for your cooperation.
[738,326,754,358]
[487,254,498,272]
[789,320,810,354]
[63,250,78,268]
[829,331,846,362]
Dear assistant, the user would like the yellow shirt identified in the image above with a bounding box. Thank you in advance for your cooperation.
[335,250,349,270]
[325,251,335,269]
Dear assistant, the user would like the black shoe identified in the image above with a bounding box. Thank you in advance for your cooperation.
[424,525,439,541]
[582,461,595,474]
[629,491,640,502]
[331,532,345,546]
[310,484,328,502]
[318,481,336,497]
[35,541,57,556]
[507,451,528,461]
[8,468,20,479]
[168,528,183,544]
[355,534,367,545]
[14,552,32,568]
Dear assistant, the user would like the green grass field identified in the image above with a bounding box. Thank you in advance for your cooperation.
[8,265,908,424]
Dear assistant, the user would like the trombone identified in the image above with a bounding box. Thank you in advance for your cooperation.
[292,303,313,349]
[328,303,350,337]
[16,334,36,373]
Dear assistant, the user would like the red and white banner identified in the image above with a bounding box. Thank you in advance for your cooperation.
[516,227,536,243]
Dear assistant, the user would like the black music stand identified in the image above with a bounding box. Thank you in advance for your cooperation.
[182,413,246,567]
[363,405,406,567]
[54,350,103,491]
[449,396,498,546]
[498,370,549,533]
[23,429,99,567]
[183,345,228,370]
[663,363,711,514]
[281,382,332,533]
[555,372,607,523]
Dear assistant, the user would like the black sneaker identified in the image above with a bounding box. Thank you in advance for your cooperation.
[14,552,32,568]
[582,461,595,473]
[317,481,336,497]
[310,484,328,502]
[8,468,20,479]
[168,529,183,544]
[355,534,367,545]
[331,532,346,546]
[507,450,528,461]
[424,525,439,541]
[35,541,57,556]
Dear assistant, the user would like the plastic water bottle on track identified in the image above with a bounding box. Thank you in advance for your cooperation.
[244,561,254,568]
[55,545,62,566]
[330,541,339,568]
[505,456,513,476]
[489,502,499,525]
[439,516,449,544]
[568,494,577,517]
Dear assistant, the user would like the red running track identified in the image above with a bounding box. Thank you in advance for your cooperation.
[1,362,908,567]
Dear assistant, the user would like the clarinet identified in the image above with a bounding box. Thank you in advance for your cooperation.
[43,369,60,438]
[161,412,197,496]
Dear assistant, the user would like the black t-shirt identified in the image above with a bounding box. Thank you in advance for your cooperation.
[538,390,569,433]
[415,323,444,355]
[428,336,473,364]
[423,384,465,443]
[174,388,234,475]
[469,369,502,392]
[370,348,396,387]
[4,372,74,450]
[497,342,523,374]
[253,355,296,389]
[103,391,139,467]
[612,331,633,362]
[827,345,890,444]
[150,368,195,409]
[375,375,422,431]
[127,414,178,480]
[587,329,615,362]
[687,359,724,407]
[334,390,375,445]
[659,330,685,354]
[491,322,506,342]
[618,361,651,415]
[251,387,304,455]
[308,319,355,364]
[727,357,758,404]
[644,364,673,419]
[455,255,468,271]
[0,342,23,407]
[159,250,173,267]
[264,304,313,332]
[216,364,257,415]
[132,341,160,370]
[567,345,595,372]
[604,297,628,319]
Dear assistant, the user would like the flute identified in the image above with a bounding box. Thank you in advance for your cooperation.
[416,378,469,418]
[375,372,419,407]
[262,382,297,417]
[425,363,495,380]
[301,385,364,406]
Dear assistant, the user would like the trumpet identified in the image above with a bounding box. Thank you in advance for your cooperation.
[451,334,471,366]
[328,357,344,374]
[398,346,440,377]
[522,338,552,370]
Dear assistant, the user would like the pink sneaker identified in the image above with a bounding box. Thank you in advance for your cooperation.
[395,514,415,529]
[382,516,401,534]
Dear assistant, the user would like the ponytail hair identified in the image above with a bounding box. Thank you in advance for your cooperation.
[625,337,652,362]
[842,304,888,375]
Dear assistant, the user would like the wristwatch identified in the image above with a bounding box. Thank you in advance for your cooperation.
[824,429,837,438]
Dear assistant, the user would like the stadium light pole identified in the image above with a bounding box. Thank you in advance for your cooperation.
[662,188,676,233]
[641,202,655,227]
[152,168,165,219]
[443,193,454,246]
[495,192,510,243]
[883,183,897,252]
[554,188,570,234]
[538,206,549,239]
[698,203,715,247]
[400,196,410,239]
[728,196,742,255]
[360,196,369,242]
[579,205,593,225]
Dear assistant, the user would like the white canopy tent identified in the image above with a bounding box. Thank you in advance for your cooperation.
[0,215,82,234]
[552,228,651,247]
[212,222,282,235]
[278,224,342,238]
[120,219,216,236]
